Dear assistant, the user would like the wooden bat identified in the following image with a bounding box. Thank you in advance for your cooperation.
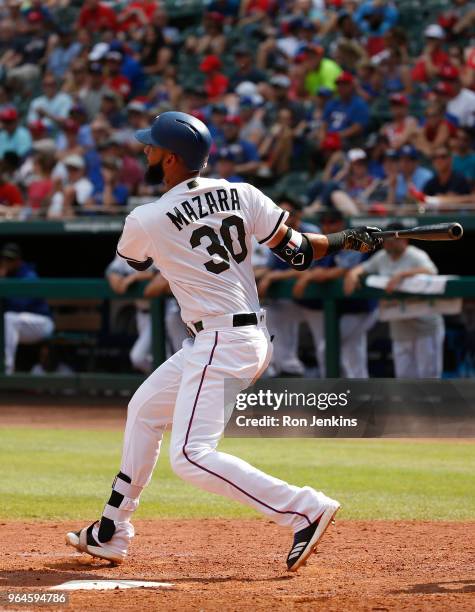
[374,222,463,241]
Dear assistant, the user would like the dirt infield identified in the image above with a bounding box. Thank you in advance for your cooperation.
[0,518,473,611]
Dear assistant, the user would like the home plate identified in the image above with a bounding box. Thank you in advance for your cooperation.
[50,580,174,591]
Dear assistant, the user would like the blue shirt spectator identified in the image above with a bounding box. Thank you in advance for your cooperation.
[47,29,82,79]
[396,145,433,204]
[5,261,51,318]
[354,1,399,36]
[0,108,32,158]
[323,72,369,147]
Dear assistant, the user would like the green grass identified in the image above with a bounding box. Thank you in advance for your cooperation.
[0,428,474,521]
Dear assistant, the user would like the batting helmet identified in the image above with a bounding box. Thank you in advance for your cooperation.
[135,111,212,171]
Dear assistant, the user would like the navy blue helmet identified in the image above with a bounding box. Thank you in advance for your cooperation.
[135,111,212,171]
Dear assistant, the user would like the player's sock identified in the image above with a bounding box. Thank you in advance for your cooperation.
[97,471,143,543]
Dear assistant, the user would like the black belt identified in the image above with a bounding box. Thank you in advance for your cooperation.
[191,312,258,335]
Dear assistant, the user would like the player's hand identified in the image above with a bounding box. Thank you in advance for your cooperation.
[257,275,273,298]
[342,226,383,253]
[343,270,360,295]
[292,274,311,299]
[386,273,402,294]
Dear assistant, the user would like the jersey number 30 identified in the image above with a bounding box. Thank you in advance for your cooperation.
[190,215,248,274]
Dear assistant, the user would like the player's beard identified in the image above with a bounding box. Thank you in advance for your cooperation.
[144,160,164,185]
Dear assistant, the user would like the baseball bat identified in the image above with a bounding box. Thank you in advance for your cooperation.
[374,222,463,241]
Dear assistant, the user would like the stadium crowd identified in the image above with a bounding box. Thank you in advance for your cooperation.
[1,0,475,378]
[0,0,474,219]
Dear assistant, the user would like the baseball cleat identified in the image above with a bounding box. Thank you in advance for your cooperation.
[286,499,340,572]
[65,521,128,565]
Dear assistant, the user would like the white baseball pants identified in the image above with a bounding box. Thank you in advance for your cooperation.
[119,323,328,532]
[4,311,54,374]
[392,325,445,378]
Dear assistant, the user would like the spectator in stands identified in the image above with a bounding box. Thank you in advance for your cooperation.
[185,11,227,57]
[321,71,369,150]
[344,223,445,378]
[257,197,319,377]
[199,55,229,101]
[48,154,93,218]
[293,209,377,377]
[303,45,343,95]
[99,90,126,129]
[238,97,265,146]
[139,23,173,77]
[117,0,160,33]
[46,27,82,79]
[105,52,132,101]
[421,145,473,207]
[98,136,144,195]
[92,157,129,213]
[264,74,307,127]
[27,74,73,130]
[229,46,267,90]
[354,1,399,39]
[380,94,418,150]
[27,153,56,213]
[258,107,294,177]
[55,119,83,161]
[63,59,90,101]
[77,0,118,33]
[437,65,475,129]
[391,145,433,206]
[451,128,475,184]
[411,24,450,83]
[0,163,23,208]
[214,148,244,182]
[0,107,32,158]
[78,63,108,122]
[221,115,260,178]
[0,242,54,375]
[412,101,452,158]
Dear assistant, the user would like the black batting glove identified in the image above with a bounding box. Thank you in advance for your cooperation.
[327,226,383,254]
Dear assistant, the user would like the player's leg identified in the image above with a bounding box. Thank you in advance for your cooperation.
[129,310,152,373]
[339,313,376,378]
[4,311,54,374]
[168,326,338,569]
[266,299,305,376]
[414,324,445,378]
[66,341,189,562]
[392,338,416,378]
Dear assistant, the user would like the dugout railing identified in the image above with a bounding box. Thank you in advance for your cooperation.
[1,276,475,390]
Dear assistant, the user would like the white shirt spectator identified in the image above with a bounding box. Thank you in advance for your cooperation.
[447,88,475,128]
[27,92,73,129]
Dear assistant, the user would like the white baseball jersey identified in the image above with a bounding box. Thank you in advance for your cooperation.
[117,177,288,323]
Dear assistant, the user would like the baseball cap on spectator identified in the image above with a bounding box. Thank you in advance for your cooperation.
[270,74,291,88]
[317,87,333,98]
[424,24,445,40]
[70,104,87,117]
[234,45,251,57]
[240,94,263,108]
[301,19,316,31]
[211,103,228,115]
[89,42,109,62]
[89,62,103,75]
[28,120,46,137]
[399,144,419,159]
[434,81,456,97]
[63,119,79,134]
[439,65,459,81]
[384,149,399,160]
[0,242,22,260]
[199,55,222,73]
[389,93,409,106]
[336,71,354,85]
[223,115,242,126]
[321,132,342,151]
[64,154,85,169]
[235,81,259,99]
[347,148,367,162]
[27,10,43,22]
[127,100,146,113]
[106,51,122,62]
[0,107,18,121]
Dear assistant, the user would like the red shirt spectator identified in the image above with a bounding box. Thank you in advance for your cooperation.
[117,1,159,32]
[0,180,23,206]
[78,0,118,32]
[199,55,229,100]
[411,24,451,83]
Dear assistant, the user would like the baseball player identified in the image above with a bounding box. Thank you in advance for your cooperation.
[66,111,382,572]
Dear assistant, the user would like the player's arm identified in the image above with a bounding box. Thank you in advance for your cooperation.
[267,223,383,271]
[117,214,154,271]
